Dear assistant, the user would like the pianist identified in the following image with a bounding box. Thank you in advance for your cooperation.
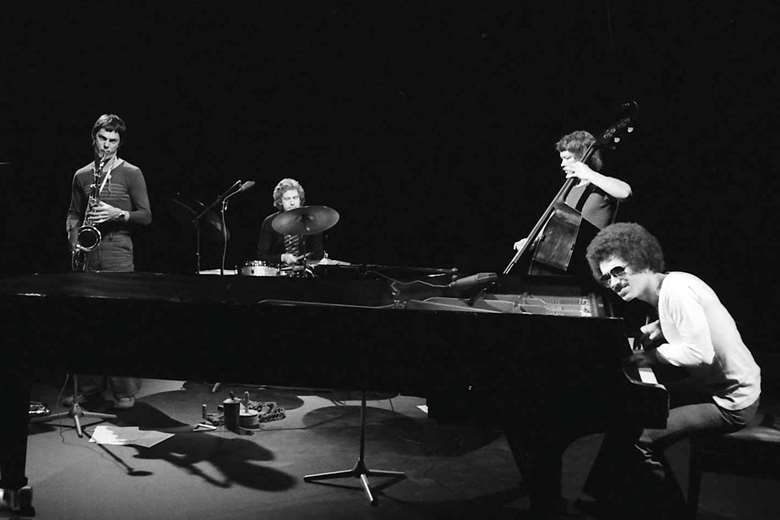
[581,222,761,515]
[513,130,632,252]
[256,178,324,266]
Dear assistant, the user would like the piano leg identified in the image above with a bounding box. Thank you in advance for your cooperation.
[504,425,574,516]
[303,389,405,505]
[0,366,36,517]
[581,426,640,503]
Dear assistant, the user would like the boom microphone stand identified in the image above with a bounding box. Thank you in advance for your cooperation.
[192,180,242,274]
[217,181,255,276]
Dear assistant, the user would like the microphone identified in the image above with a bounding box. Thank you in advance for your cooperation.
[217,180,242,200]
[236,180,255,193]
[446,272,498,294]
[192,180,243,223]
[224,180,255,202]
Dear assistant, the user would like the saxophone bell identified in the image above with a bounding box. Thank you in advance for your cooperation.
[76,225,102,251]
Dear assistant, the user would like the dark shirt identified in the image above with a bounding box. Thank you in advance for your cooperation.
[562,182,618,228]
[255,212,324,264]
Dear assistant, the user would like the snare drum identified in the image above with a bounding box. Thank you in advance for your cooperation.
[240,260,280,277]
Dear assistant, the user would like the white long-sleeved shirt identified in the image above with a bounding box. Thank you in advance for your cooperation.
[655,272,760,410]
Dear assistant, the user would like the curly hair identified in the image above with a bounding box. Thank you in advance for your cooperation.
[272,178,306,210]
[91,114,127,147]
[585,222,665,280]
[555,130,603,171]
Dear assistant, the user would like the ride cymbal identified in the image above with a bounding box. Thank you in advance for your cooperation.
[271,205,340,236]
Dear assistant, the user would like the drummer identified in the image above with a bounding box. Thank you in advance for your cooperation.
[255,178,324,266]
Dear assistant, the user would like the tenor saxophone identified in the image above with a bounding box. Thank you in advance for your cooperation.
[71,157,107,272]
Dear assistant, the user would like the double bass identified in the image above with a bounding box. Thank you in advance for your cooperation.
[503,115,636,277]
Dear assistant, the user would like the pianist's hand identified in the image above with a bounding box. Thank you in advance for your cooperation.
[625,350,657,368]
[640,319,662,340]
[638,320,664,350]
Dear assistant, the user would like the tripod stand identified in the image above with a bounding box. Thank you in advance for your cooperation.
[303,389,405,505]
[29,374,117,438]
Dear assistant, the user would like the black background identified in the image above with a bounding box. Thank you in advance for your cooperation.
[1,3,778,357]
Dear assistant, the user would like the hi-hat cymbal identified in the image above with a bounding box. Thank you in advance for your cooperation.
[308,257,351,266]
[272,205,340,236]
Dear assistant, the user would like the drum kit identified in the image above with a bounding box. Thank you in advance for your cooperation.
[242,205,346,277]
[180,203,348,277]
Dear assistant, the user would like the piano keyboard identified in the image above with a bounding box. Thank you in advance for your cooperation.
[637,366,659,385]
[628,337,660,385]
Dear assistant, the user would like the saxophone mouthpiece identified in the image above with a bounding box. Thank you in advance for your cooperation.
[94,155,107,173]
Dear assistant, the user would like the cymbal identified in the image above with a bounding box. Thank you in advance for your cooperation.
[308,257,351,266]
[272,205,340,236]
[169,197,229,242]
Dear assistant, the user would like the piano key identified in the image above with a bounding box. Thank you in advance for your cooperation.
[628,337,660,384]
[637,366,659,385]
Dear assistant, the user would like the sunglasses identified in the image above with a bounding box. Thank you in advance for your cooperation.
[599,265,628,286]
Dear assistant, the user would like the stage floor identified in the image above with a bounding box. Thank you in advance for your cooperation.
[16,378,780,520]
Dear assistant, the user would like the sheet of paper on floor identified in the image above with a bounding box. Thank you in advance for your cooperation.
[89,425,174,448]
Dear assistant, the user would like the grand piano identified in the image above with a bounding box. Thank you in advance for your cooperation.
[0,266,667,515]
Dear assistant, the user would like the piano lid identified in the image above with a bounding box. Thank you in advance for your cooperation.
[0,272,395,307]
[311,263,458,283]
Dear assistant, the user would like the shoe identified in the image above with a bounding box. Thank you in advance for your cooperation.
[62,394,86,407]
[114,396,136,410]
[62,382,104,407]
[528,497,583,519]
[636,458,666,487]
[62,389,102,407]
[574,497,611,518]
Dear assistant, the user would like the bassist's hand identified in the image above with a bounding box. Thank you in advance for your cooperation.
[513,237,528,251]
[564,161,595,182]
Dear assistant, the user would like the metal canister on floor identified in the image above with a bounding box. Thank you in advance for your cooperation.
[223,395,241,432]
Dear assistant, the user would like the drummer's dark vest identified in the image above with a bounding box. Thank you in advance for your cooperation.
[283,234,301,256]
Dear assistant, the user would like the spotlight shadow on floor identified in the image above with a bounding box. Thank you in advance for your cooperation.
[302,405,502,457]
[131,433,297,491]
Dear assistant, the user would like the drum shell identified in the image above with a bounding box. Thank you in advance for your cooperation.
[239,261,280,277]
[239,410,259,428]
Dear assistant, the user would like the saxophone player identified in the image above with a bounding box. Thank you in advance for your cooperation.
[63,113,152,409]
[66,114,151,271]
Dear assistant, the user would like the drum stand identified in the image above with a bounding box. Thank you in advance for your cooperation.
[29,374,117,438]
[303,389,405,505]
